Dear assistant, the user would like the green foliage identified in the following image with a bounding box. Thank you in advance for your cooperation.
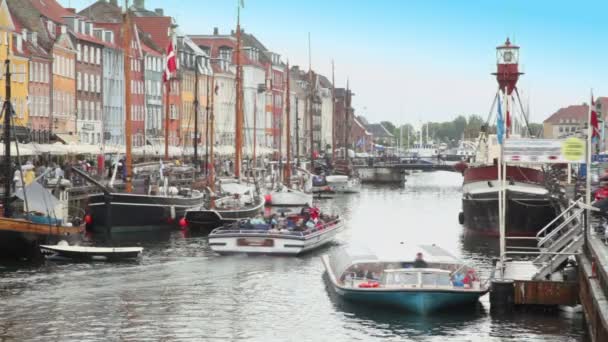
[381,115,541,148]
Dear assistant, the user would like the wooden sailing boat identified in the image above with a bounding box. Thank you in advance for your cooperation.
[265,59,313,207]
[324,73,360,193]
[182,2,264,231]
[0,50,83,259]
[84,3,205,234]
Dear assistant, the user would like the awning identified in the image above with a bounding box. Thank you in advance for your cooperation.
[55,133,80,145]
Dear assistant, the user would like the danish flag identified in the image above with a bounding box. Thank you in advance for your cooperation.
[163,40,177,83]
[591,93,599,139]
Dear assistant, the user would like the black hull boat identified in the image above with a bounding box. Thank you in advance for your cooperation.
[462,192,560,237]
[460,165,560,237]
[87,192,205,233]
[184,196,265,231]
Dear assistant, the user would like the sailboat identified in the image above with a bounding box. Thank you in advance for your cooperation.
[327,78,361,194]
[83,6,205,234]
[265,59,313,207]
[182,4,264,231]
[0,55,83,259]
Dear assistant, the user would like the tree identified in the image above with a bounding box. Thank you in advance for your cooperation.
[528,123,543,137]
[379,121,395,137]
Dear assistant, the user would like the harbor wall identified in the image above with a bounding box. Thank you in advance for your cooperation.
[578,236,608,342]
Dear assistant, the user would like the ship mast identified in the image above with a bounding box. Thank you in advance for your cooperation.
[284,62,291,185]
[3,50,11,217]
[234,3,244,179]
[308,33,314,171]
[122,3,133,193]
[209,75,216,207]
[331,60,335,163]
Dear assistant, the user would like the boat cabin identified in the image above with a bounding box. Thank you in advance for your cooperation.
[326,244,484,291]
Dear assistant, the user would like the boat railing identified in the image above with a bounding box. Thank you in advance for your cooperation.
[212,219,341,237]
[535,199,582,239]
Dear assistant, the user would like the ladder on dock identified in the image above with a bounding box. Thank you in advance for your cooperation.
[531,200,585,280]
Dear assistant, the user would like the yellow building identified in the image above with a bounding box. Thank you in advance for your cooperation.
[0,0,29,135]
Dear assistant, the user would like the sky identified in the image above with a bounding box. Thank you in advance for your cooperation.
[60,0,608,126]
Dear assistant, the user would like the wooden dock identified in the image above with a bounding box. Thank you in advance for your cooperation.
[578,232,608,342]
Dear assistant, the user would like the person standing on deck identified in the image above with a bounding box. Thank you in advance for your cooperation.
[413,252,428,268]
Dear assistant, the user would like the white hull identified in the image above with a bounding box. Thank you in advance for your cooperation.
[267,189,312,206]
[326,176,361,194]
[209,222,344,255]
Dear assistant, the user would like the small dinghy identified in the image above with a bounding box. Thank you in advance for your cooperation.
[40,241,143,261]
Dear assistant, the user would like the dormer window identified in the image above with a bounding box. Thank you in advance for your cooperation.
[219,46,232,62]
[47,20,55,37]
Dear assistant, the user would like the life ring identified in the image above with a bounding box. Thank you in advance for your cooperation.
[458,212,464,225]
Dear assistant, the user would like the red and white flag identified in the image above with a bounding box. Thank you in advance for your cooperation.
[163,40,177,83]
[591,92,599,139]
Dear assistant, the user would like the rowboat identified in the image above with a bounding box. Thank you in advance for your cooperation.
[322,244,489,314]
[40,243,143,261]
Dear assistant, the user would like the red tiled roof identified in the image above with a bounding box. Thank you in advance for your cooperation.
[10,12,50,59]
[28,0,72,24]
[544,104,588,124]
[544,97,608,124]
[93,22,122,49]
[132,16,172,51]
[75,32,105,47]
[142,42,161,56]
[190,35,263,69]
[11,12,22,32]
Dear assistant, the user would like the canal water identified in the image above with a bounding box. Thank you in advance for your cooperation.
[0,171,586,341]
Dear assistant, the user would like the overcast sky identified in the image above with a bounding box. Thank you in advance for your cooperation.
[61,0,608,126]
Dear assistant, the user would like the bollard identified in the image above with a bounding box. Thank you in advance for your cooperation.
[490,280,515,313]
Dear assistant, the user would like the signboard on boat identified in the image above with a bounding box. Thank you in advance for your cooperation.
[504,138,586,164]
[237,238,275,247]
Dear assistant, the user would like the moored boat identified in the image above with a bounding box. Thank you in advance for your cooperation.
[86,189,205,233]
[208,209,343,255]
[184,194,265,231]
[460,164,560,237]
[265,185,313,207]
[40,242,143,261]
[326,175,361,194]
[322,244,489,314]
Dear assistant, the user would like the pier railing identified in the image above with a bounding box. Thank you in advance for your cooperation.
[503,199,589,280]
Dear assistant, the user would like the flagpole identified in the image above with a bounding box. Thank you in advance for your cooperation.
[497,87,505,278]
[585,89,593,251]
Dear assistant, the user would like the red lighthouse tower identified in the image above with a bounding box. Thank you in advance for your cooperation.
[492,38,523,95]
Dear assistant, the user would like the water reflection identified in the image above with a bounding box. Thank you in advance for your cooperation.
[0,171,587,341]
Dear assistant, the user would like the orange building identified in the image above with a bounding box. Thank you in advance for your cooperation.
[51,26,76,140]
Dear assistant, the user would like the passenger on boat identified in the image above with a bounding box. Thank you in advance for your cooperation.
[413,252,428,268]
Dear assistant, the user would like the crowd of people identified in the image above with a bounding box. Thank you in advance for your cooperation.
[230,205,337,235]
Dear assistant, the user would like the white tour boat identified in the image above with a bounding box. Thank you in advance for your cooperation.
[208,211,344,255]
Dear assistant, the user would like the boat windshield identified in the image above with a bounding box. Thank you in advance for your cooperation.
[383,271,418,286]
[421,271,452,286]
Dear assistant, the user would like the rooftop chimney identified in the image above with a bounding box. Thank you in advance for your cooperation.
[154,8,163,16]
[66,8,76,14]
[213,27,219,35]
